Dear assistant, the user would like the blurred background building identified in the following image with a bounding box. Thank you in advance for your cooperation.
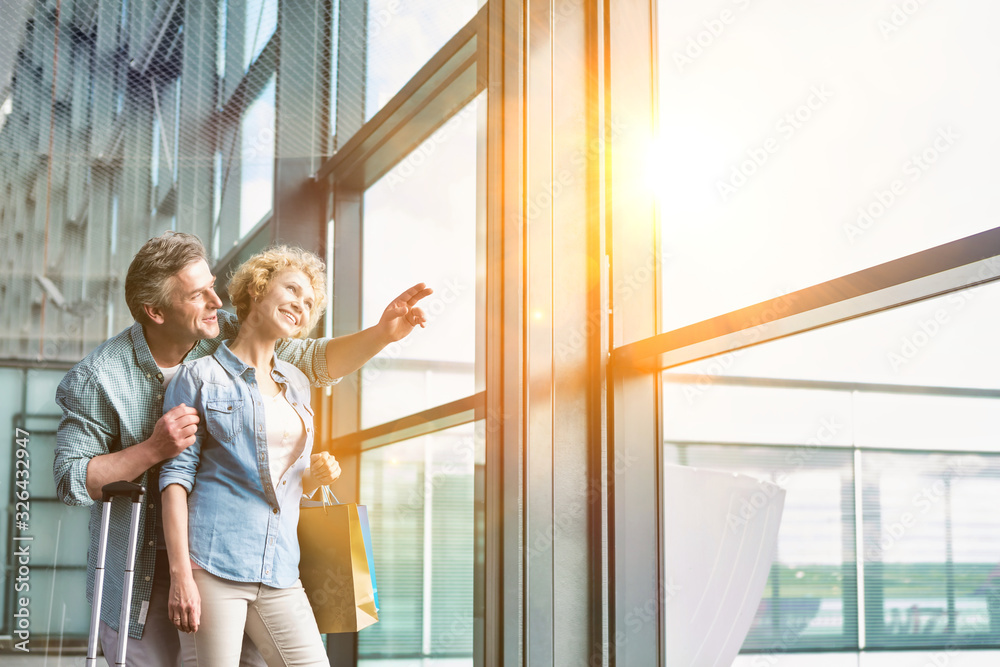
[1,0,999,665]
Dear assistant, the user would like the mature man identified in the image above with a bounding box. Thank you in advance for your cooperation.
[54,231,430,666]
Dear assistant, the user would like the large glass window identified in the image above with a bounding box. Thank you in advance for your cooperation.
[357,422,482,663]
[661,280,1000,657]
[651,1,1000,330]
[664,445,857,651]
[1,369,88,640]
[244,0,278,70]
[359,95,483,428]
[364,0,484,121]
[239,74,276,237]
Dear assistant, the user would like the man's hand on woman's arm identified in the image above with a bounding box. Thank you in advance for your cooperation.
[82,405,199,501]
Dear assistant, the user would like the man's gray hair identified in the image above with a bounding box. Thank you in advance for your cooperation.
[124,231,208,324]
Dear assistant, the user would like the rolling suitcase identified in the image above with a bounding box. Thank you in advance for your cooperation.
[86,481,146,667]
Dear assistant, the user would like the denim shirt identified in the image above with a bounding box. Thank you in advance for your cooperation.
[159,340,316,588]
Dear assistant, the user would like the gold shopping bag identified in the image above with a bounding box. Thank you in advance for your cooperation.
[298,487,379,633]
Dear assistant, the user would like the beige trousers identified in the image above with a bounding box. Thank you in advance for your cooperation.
[98,554,266,667]
[178,569,329,667]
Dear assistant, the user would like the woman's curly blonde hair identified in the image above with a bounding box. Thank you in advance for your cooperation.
[227,245,328,338]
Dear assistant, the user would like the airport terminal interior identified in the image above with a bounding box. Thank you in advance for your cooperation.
[2,0,1000,665]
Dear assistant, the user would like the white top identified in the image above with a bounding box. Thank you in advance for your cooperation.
[159,364,181,388]
[264,386,307,491]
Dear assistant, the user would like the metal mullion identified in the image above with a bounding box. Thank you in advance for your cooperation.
[615,227,1000,373]
[324,179,362,666]
[328,393,484,453]
[332,0,366,148]
[317,5,487,185]
[135,0,183,74]
[217,35,278,121]
[336,59,479,191]
[485,0,520,663]
[272,0,327,250]
[665,440,1000,460]
[210,211,274,284]
[606,0,661,662]
[176,0,219,241]
[661,373,1000,399]
[523,0,555,660]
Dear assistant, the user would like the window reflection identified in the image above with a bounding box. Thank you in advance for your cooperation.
[364,0,483,121]
[653,0,1000,330]
[862,452,1000,647]
[239,75,276,237]
[244,0,277,70]
[358,423,481,663]
[664,445,857,651]
[663,279,1000,654]
[360,96,482,428]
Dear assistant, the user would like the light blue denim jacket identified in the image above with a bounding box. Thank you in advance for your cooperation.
[159,340,316,588]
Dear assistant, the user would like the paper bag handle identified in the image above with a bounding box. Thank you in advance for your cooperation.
[319,485,341,506]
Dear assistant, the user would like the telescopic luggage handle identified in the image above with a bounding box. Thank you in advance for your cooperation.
[86,482,146,667]
[101,481,146,502]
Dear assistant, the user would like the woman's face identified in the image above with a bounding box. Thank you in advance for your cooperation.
[252,269,316,338]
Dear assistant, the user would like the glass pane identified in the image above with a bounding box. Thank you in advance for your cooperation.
[240,74,276,237]
[664,445,857,651]
[360,96,482,428]
[28,502,91,567]
[244,0,277,70]
[862,452,1000,648]
[668,279,1000,390]
[663,279,1000,653]
[24,432,57,499]
[26,369,64,414]
[329,0,339,137]
[365,0,483,121]
[26,568,90,637]
[217,0,227,79]
[653,0,1000,330]
[358,423,479,663]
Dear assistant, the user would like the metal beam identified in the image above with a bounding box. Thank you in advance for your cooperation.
[615,227,1000,373]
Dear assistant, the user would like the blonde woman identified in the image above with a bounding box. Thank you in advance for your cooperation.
[159,247,358,666]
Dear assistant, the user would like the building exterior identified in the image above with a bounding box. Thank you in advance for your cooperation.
[1,0,999,665]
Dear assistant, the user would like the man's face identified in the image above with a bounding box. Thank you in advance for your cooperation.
[158,259,223,343]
